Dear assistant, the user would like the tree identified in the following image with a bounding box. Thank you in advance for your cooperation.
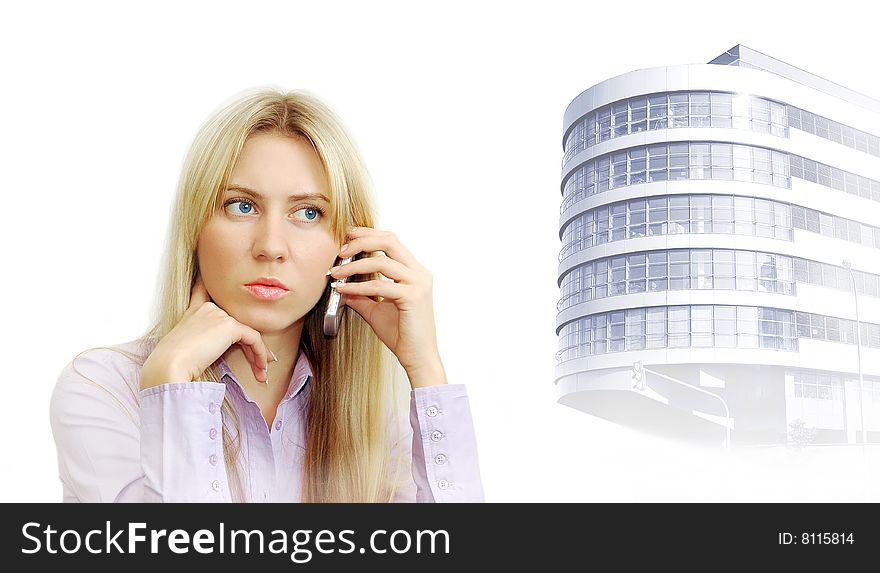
[788,418,816,449]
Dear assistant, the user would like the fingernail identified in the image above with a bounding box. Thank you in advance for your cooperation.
[327,266,340,276]
[339,243,349,254]
[330,280,345,289]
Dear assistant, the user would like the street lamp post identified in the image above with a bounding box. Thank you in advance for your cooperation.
[633,362,732,453]
[842,259,868,452]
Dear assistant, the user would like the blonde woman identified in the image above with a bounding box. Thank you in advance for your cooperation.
[49,88,484,502]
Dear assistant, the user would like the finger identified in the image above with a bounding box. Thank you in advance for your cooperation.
[234,325,270,382]
[240,343,257,373]
[342,293,377,320]
[329,253,413,283]
[238,340,264,382]
[332,278,407,301]
[340,229,419,269]
[188,275,211,309]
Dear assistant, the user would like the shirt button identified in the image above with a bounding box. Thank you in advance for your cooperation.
[211,480,221,492]
[209,454,218,466]
[275,420,283,431]
[208,402,217,415]
[434,453,447,465]
[209,428,218,440]
[430,430,443,442]
[437,479,449,490]
[426,406,439,417]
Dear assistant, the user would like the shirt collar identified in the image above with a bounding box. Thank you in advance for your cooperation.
[217,346,313,401]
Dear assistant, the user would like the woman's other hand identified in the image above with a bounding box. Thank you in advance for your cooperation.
[328,227,446,389]
[140,276,273,390]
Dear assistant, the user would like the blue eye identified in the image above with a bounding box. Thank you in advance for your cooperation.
[294,207,322,222]
[226,200,255,215]
[223,198,322,222]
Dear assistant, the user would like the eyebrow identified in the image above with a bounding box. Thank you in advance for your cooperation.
[224,185,330,203]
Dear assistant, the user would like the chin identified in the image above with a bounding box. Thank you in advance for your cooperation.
[228,305,305,334]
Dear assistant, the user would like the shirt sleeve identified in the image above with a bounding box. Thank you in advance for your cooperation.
[49,348,231,503]
[390,384,485,503]
[139,382,230,502]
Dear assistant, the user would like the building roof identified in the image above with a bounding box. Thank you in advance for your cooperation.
[709,44,880,113]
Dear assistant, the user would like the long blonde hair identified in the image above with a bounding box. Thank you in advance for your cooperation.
[143,87,403,502]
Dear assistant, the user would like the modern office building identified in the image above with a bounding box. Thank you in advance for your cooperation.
[556,45,880,447]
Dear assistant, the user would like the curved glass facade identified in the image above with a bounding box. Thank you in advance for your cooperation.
[558,248,795,311]
[562,146,880,214]
[557,305,880,363]
[558,250,880,312]
[563,94,880,163]
[560,193,880,261]
[562,142,789,213]
[560,195,793,261]
[564,91,788,163]
[557,305,799,362]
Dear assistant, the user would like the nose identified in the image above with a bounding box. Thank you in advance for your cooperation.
[251,215,289,262]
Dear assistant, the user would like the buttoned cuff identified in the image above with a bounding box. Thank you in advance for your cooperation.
[139,382,231,502]
[410,384,484,502]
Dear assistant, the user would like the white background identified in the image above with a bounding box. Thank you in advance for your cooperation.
[2,0,878,502]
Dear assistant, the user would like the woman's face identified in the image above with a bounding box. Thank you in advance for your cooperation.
[196,132,339,335]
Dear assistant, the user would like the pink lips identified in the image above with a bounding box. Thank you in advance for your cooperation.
[244,285,289,300]
[244,277,290,301]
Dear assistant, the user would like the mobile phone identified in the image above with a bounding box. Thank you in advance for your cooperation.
[323,255,356,337]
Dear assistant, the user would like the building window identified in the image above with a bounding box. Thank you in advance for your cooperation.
[787,105,880,159]
[714,306,737,347]
[789,153,880,203]
[790,204,880,251]
[646,307,667,348]
[794,372,843,401]
[562,141,791,212]
[557,303,880,361]
[626,308,646,350]
[557,304,814,362]
[563,91,790,164]
[558,248,798,311]
[668,306,691,348]
[563,198,874,261]
[790,372,847,432]
[560,195,795,261]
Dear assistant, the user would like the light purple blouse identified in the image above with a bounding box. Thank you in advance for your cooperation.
[49,339,484,503]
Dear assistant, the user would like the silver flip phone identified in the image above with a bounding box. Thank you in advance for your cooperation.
[323,255,355,337]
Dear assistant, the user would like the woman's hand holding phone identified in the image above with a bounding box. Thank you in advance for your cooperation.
[327,227,447,389]
[140,276,273,390]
